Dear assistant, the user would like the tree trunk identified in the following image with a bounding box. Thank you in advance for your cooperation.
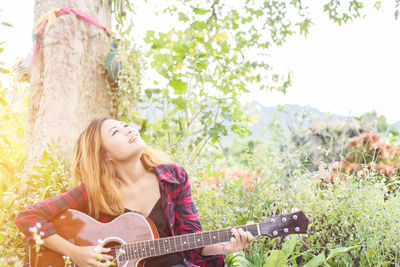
[27,0,112,165]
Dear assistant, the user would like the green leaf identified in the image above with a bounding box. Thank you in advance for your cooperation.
[326,245,361,261]
[225,251,249,267]
[144,30,155,43]
[144,88,161,99]
[171,96,186,110]
[191,21,207,30]
[281,236,300,257]
[303,253,326,267]
[264,250,287,267]
[169,79,187,94]
[209,123,227,143]
[178,12,189,22]
[190,6,211,15]
[231,124,251,137]
[173,41,188,54]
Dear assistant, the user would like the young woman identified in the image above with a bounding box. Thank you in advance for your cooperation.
[15,117,253,267]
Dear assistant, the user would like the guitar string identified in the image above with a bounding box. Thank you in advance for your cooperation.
[104,225,260,260]
[103,218,302,261]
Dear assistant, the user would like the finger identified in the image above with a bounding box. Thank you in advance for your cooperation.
[229,236,237,250]
[237,228,247,246]
[100,247,113,261]
[231,228,242,248]
[99,262,111,267]
[101,247,111,253]
[100,253,114,261]
[247,231,254,242]
[242,232,254,249]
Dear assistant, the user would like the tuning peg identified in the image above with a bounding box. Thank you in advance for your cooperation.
[282,209,287,215]
[297,234,302,240]
[291,207,298,213]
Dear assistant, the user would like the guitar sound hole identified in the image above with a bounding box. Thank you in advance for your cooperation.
[103,241,124,264]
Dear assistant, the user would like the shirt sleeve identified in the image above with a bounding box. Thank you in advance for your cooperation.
[14,184,88,245]
[172,165,225,267]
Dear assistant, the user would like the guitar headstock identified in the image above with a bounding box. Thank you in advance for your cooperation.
[259,211,309,238]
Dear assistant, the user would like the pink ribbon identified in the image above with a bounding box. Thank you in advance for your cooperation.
[28,7,110,67]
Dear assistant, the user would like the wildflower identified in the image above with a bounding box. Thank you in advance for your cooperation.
[118,248,126,256]
[348,137,360,147]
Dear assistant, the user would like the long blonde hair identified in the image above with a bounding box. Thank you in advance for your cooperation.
[71,117,166,217]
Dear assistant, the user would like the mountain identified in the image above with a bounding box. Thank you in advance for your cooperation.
[224,101,399,142]
[394,120,400,131]
[248,101,347,134]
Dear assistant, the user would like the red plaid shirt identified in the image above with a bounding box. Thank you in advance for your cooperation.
[15,163,224,267]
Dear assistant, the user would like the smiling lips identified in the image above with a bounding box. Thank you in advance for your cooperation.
[129,135,139,143]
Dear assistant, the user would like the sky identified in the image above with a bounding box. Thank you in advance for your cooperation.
[1,1,400,123]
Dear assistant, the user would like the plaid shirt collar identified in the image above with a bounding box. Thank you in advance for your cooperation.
[154,165,181,184]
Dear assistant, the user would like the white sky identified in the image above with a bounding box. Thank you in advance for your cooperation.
[1,1,400,123]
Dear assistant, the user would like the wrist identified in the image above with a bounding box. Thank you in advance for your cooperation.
[220,244,228,255]
[64,243,78,258]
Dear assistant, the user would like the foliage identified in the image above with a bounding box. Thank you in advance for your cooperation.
[0,148,71,266]
[354,111,399,137]
[224,237,360,267]
[192,117,400,266]
[0,74,28,194]
[3,1,400,266]
[193,161,400,266]
[109,38,143,121]
[193,169,274,230]
[108,0,399,167]
[287,111,399,173]
[0,74,70,265]
[316,132,400,192]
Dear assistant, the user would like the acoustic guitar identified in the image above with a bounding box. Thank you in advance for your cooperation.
[29,209,309,267]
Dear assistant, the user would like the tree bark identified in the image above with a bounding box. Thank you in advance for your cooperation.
[27,0,112,165]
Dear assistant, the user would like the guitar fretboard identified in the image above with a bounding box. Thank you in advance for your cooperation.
[117,224,260,262]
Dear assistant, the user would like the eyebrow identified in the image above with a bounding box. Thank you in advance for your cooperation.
[107,122,125,135]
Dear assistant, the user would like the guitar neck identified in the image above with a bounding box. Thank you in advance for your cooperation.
[118,224,260,262]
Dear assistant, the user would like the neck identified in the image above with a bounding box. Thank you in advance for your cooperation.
[114,155,149,184]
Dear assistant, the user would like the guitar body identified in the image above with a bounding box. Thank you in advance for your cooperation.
[30,209,159,267]
[28,209,309,267]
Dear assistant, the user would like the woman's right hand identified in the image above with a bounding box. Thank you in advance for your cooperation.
[69,245,113,267]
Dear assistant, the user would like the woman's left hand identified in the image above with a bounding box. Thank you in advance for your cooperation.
[220,225,254,254]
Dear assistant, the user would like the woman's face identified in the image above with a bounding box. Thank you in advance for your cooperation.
[100,119,145,162]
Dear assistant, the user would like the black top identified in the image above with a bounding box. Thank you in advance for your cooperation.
[126,198,183,267]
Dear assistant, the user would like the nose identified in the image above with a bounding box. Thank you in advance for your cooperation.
[125,126,137,136]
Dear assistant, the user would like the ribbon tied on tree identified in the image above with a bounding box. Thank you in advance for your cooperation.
[28,7,122,80]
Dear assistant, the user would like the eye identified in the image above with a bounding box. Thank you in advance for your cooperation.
[124,124,129,127]
[112,130,119,136]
